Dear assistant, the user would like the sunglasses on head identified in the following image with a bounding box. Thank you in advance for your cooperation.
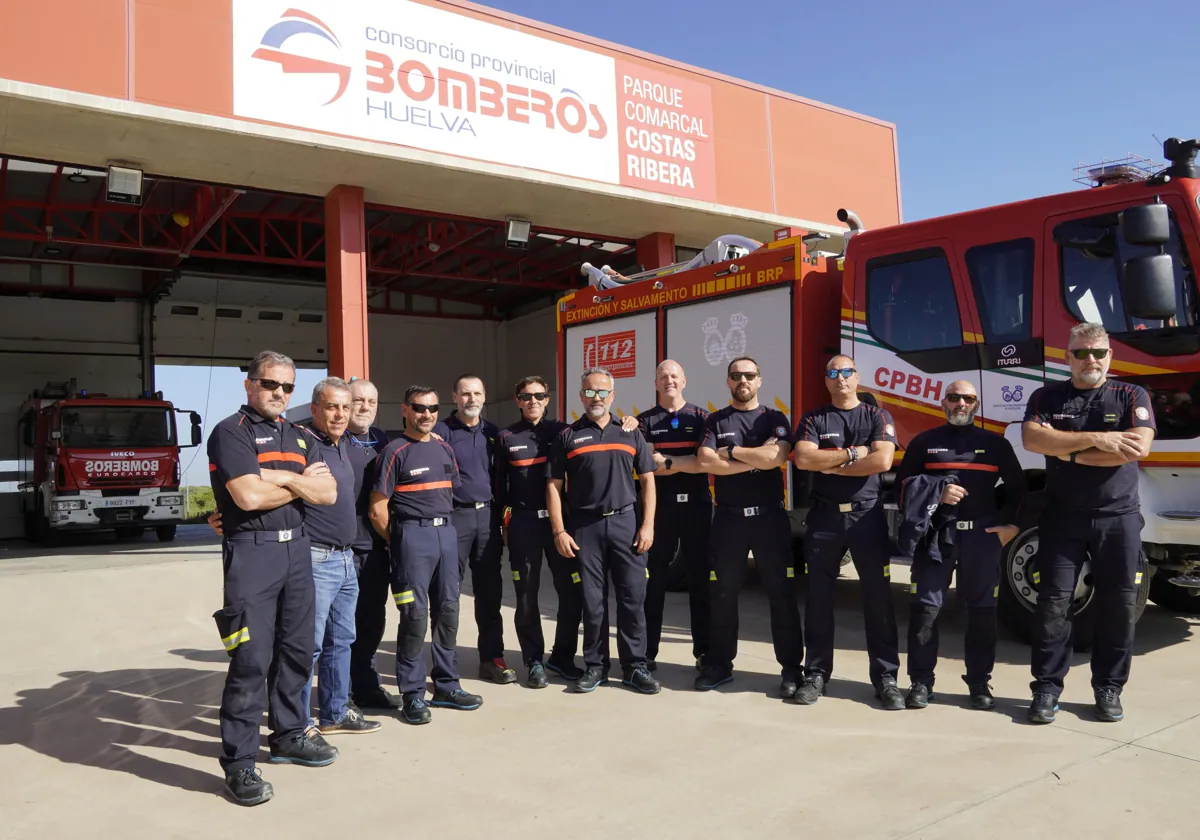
[582,389,611,399]
[253,378,295,394]
[408,403,439,414]
[728,371,759,382]
[1070,348,1109,360]
[946,393,977,405]
[826,367,856,380]
[517,392,550,402]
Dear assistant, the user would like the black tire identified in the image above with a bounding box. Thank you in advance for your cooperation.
[155,524,178,543]
[114,526,145,539]
[1000,525,1152,652]
[1149,573,1200,614]
[26,498,48,542]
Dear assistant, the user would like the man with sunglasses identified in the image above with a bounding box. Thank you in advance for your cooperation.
[695,356,802,697]
[895,380,1026,711]
[792,355,902,709]
[495,376,585,688]
[1021,322,1155,725]
[547,368,660,695]
[432,375,513,685]
[344,378,401,711]
[637,360,713,673]
[369,386,483,725]
[207,350,340,806]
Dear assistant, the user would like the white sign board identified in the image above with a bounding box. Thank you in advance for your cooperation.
[563,312,658,422]
[664,285,794,421]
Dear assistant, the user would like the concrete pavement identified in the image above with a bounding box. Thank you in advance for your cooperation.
[0,526,1197,839]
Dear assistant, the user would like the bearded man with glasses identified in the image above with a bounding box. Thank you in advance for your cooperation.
[1021,322,1155,726]
[791,355,903,709]
[894,380,1026,711]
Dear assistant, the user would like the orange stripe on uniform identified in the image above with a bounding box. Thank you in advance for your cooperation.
[925,461,999,473]
[395,480,454,492]
[652,441,698,450]
[567,443,635,458]
[258,452,306,465]
[208,464,218,472]
[511,456,547,467]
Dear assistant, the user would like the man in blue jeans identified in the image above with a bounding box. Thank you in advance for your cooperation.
[297,378,382,735]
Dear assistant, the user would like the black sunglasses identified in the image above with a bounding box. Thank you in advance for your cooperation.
[253,378,295,394]
[728,371,759,382]
[408,403,439,414]
[826,367,856,380]
[1070,348,1109,360]
[517,392,550,402]
[946,393,978,404]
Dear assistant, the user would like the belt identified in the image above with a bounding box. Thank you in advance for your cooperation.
[954,520,974,530]
[577,503,634,517]
[514,508,551,519]
[717,502,783,517]
[313,541,354,552]
[817,499,878,514]
[226,525,306,544]
[396,516,450,527]
[454,500,491,509]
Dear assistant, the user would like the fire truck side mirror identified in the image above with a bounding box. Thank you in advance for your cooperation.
[1124,254,1177,320]
[188,412,202,447]
[1119,203,1169,246]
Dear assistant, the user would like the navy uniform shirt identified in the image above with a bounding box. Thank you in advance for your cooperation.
[495,418,568,511]
[433,412,499,505]
[547,414,656,513]
[347,425,390,551]
[1023,378,1155,515]
[373,435,461,521]
[207,405,321,534]
[637,402,710,502]
[795,403,897,504]
[702,405,793,508]
[295,424,358,548]
[896,423,1027,524]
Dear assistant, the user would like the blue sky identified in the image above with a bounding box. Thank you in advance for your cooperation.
[165,0,1197,485]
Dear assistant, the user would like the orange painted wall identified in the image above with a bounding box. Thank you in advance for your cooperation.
[0,0,900,228]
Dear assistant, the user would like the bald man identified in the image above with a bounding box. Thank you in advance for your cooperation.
[636,360,713,670]
[895,380,1027,711]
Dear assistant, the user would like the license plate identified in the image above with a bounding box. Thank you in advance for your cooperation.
[100,498,140,508]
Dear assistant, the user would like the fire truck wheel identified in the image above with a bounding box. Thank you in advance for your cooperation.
[114,526,146,539]
[26,498,49,542]
[156,524,178,543]
[1149,573,1200,614]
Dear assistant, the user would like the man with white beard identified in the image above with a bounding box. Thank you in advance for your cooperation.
[894,380,1025,712]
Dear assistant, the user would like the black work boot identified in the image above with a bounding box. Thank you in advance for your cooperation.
[268,728,339,766]
[877,681,905,711]
[792,675,826,705]
[401,693,432,725]
[527,661,549,689]
[479,658,518,685]
[694,665,733,691]
[622,665,661,695]
[431,688,484,710]
[318,706,382,735]
[351,686,401,710]
[966,680,996,711]
[574,667,608,693]
[1094,688,1124,722]
[1027,692,1059,724]
[905,683,931,709]
[780,673,799,700]
[545,656,584,682]
[224,766,273,806]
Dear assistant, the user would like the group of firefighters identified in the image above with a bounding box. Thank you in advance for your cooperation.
[206,319,1156,807]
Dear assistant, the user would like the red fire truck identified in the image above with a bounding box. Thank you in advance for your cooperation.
[556,137,1200,645]
[17,379,202,542]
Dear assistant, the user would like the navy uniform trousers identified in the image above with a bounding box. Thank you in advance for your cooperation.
[645,494,713,663]
[907,524,1001,688]
[392,519,462,695]
[708,506,802,676]
[1032,511,1144,697]
[570,507,648,671]
[349,545,391,698]
[508,509,584,666]
[803,502,900,687]
[215,532,314,774]
[449,504,506,662]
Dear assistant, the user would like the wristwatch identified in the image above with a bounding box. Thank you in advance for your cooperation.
[725,443,736,459]
[1069,451,1079,464]
[664,457,674,470]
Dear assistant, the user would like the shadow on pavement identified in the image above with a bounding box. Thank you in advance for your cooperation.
[0,525,220,561]
[0,667,233,796]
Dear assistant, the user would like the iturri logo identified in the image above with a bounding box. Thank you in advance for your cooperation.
[251,9,351,105]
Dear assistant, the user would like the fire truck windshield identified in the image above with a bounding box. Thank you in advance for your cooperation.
[1057,208,1199,334]
[58,407,175,448]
